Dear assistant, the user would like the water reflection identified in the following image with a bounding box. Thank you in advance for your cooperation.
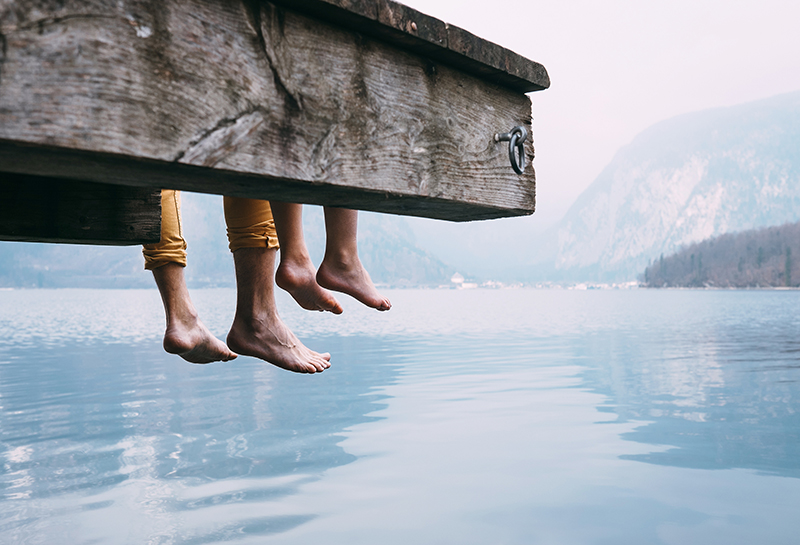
[2,289,800,543]
[577,292,800,478]
[0,337,399,542]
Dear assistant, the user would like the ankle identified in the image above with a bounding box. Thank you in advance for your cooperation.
[279,248,315,269]
[321,251,359,271]
[232,308,279,331]
[167,306,200,330]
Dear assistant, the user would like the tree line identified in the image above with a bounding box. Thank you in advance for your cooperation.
[642,221,800,288]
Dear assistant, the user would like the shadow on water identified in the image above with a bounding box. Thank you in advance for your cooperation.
[0,336,400,542]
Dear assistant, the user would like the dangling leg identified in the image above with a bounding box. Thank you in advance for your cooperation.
[144,190,236,363]
[270,201,342,314]
[226,246,332,373]
[316,207,391,311]
[152,263,237,363]
[223,197,331,373]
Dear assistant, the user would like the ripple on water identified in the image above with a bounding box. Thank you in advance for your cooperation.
[2,289,800,543]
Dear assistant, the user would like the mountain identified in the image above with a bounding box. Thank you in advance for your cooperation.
[0,193,455,288]
[552,91,800,281]
[642,220,800,288]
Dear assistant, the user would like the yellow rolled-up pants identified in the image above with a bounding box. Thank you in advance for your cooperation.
[142,190,279,270]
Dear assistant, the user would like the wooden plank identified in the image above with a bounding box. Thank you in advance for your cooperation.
[271,0,550,93]
[0,173,161,245]
[0,0,537,222]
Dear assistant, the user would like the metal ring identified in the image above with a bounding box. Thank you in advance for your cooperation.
[508,129,526,175]
[495,126,528,175]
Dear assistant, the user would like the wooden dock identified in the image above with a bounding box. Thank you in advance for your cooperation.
[0,0,549,244]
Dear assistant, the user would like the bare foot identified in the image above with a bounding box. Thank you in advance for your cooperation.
[151,262,237,364]
[227,313,332,374]
[276,256,343,314]
[163,315,238,364]
[317,256,391,311]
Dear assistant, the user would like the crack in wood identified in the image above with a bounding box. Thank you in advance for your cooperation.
[175,108,266,167]
[242,0,303,112]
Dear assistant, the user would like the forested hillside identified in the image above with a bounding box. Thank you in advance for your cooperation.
[642,221,800,288]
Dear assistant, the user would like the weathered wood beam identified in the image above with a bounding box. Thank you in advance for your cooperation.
[0,0,540,222]
[0,173,161,245]
[270,0,551,93]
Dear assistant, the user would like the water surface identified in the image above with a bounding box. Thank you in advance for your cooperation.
[1,288,799,544]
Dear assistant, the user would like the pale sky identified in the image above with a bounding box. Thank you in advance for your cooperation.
[402,0,800,226]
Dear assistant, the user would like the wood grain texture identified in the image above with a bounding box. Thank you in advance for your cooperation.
[272,0,550,93]
[0,172,161,245]
[0,0,537,222]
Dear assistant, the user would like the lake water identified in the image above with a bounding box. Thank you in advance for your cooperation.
[1,288,799,544]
